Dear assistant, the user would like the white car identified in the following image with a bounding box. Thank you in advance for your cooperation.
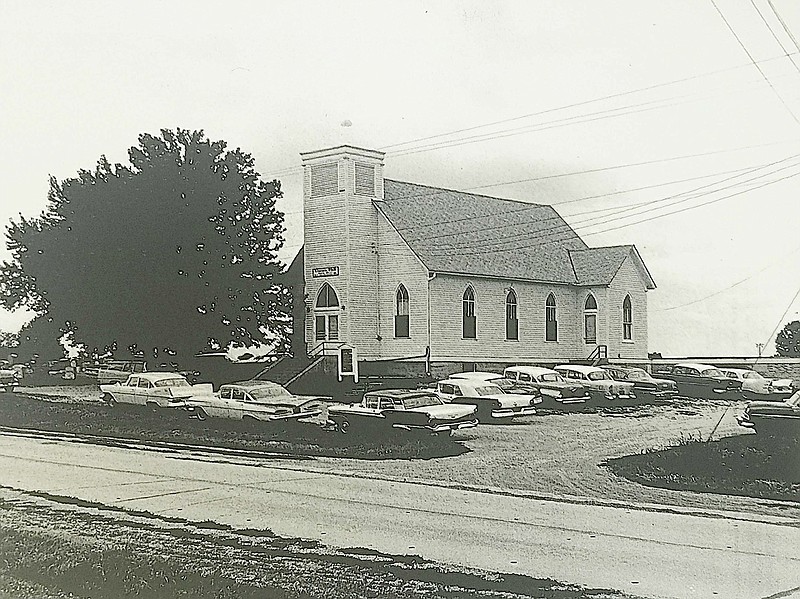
[503,365,590,404]
[434,378,540,421]
[0,365,20,392]
[99,372,212,409]
[184,380,326,422]
[553,364,636,401]
[720,368,793,400]
[448,371,533,393]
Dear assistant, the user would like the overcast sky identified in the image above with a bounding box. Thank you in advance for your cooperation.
[2,0,800,357]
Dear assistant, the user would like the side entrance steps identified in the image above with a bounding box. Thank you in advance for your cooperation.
[571,345,609,366]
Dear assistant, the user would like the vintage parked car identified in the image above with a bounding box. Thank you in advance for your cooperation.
[327,389,478,435]
[447,371,546,399]
[736,390,800,434]
[99,372,213,409]
[96,360,147,385]
[719,368,794,401]
[601,365,678,399]
[0,364,19,392]
[184,380,325,423]
[553,365,636,401]
[659,362,741,399]
[502,365,590,404]
[434,378,540,421]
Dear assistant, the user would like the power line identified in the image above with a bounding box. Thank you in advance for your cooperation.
[396,163,767,246]
[360,164,800,261]
[710,0,800,126]
[381,140,800,236]
[397,166,800,259]
[277,147,792,219]
[377,51,798,151]
[750,0,800,74]
[655,244,800,311]
[768,0,800,54]
[403,156,800,252]
[756,279,800,363]
[259,50,800,180]
[386,72,793,159]
[581,168,800,237]
[464,140,796,191]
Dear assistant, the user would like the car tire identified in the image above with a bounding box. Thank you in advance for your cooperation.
[146,402,159,413]
[102,393,116,407]
[338,419,351,434]
[194,408,207,422]
[242,415,260,429]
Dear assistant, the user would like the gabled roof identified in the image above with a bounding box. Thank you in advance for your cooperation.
[568,245,656,289]
[377,179,654,288]
[378,179,588,284]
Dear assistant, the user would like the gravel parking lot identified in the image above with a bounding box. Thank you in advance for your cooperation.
[7,385,796,521]
[305,400,798,520]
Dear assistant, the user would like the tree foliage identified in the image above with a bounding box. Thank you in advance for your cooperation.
[0,129,290,364]
[775,320,800,358]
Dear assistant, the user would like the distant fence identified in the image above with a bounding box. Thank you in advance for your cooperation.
[610,357,800,382]
[361,356,800,383]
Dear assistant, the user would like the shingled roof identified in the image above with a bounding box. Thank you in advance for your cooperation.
[377,179,654,288]
[569,245,655,289]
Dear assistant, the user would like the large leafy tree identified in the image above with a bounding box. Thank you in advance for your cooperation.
[775,320,800,358]
[1,129,290,365]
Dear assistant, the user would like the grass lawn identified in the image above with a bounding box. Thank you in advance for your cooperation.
[605,431,800,503]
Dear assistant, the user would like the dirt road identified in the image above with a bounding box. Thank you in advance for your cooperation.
[1,431,798,599]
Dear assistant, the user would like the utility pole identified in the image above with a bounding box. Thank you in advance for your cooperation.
[755,342,765,357]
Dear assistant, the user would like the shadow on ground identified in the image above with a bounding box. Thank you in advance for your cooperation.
[0,488,631,599]
[605,430,800,503]
[0,394,470,461]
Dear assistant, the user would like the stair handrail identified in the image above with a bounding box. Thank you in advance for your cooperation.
[285,356,325,387]
[588,344,609,365]
[309,341,347,358]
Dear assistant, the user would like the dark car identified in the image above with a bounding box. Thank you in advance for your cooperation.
[96,360,147,385]
[736,391,800,434]
[660,362,741,399]
[601,366,678,399]
[327,389,479,435]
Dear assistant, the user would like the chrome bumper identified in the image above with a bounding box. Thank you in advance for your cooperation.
[491,405,538,418]
[393,419,479,433]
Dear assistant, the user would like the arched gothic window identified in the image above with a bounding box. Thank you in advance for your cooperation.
[314,283,339,341]
[505,289,518,340]
[462,286,476,339]
[395,285,410,338]
[545,293,558,341]
[315,283,339,308]
[584,294,598,344]
[623,295,633,340]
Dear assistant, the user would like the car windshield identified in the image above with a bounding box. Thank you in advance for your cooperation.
[403,394,443,409]
[539,373,562,382]
[249,385,290,399]
[153,378,189,387]
[587,371,609,381]
[474,385,503,396]
[744,371,764,380]
[490,378,517,390]
[624,369,648,380]
[787,391,800,407]
[701,368,725,378]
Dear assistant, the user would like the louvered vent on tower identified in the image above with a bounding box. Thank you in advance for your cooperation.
[310,162,339,198]
[354,162,375,196]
